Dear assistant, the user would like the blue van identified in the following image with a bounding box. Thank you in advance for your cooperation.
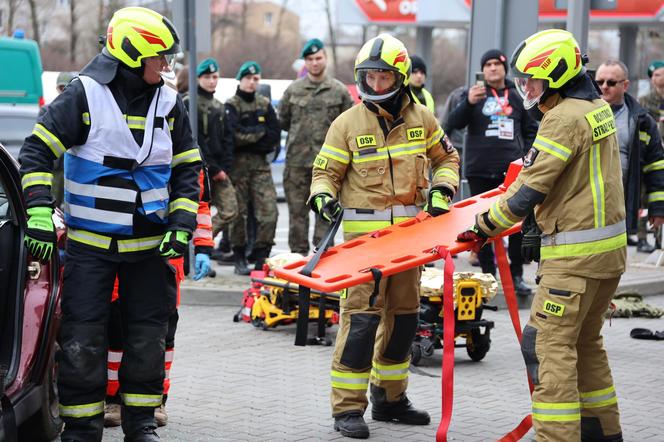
[0,37,43,106]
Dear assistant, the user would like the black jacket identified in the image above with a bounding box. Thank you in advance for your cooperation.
[447,79,538,179]
[19,50,200,240]
[622,93,664,233]
[224,88,280,156]
[183,87,233,176]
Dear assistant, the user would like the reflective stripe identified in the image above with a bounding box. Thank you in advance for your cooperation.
[21,172,53,189]
[68,228,112,249]
[169,198,198,214]
[532,401,580,422]
[168,117,174,131]
[172,148,202,167]
[580,386,618,409]
[82,112,90,125]
[648,191,664,203]
[108,350,123,363]
[165,350,174,363]
[353,149,389,163]
[125,115,146,130]
[639,131,651,144]
[541,221,625,247]
[197,213,211,225]
[33,123,66,158]
[193,227,211,239]
[434,167,458,180]
[342,205,418,233]
[387,141,426,158]
[65,178,137,202]
[426,128,444,149]
[371,360,409,381]
[644,159,664,173]
[393,205,419,217]
[67,204,134,226]
[489,201,517,229]
[343,220,391,233]
[117,235,163,253]
[141,187,169,203]
[319,144,350,164]
[541,233,626,260]
[59,401,104,418]
[532,135,572,161]
[331,370,370,390]
[107,369,118,381]
[589,143,606,228]
[122,393,162,407]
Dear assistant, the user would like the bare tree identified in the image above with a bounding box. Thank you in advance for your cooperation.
[323,0,337,69]
[26,0,40,44]
[240,0,249,39]
[69,0,78,64]
[6,0,23,36]
[273,0,288,41]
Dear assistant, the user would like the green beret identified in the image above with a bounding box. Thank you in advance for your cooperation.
[236,61,261,80]
[648,60,664,78]
[301,38,324,58]
[197,58,219,77]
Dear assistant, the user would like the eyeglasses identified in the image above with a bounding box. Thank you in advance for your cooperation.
[596,79,625,87]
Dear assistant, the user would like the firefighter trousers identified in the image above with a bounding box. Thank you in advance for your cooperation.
[521,274,622,442]
[58,242,176,441]
[330,266,421,416]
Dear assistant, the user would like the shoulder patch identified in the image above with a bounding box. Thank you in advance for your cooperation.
[523,147,540,168]
[313,155,328,170]
[585,104,617,142]
[442,134,455,153]
[407,127,425,141]
[356,134,377,148]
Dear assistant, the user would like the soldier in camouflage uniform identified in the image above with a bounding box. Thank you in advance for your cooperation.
[279,39,354,254]
[640,60,664,137]
[184,58,238,242]
[225,61,280,274]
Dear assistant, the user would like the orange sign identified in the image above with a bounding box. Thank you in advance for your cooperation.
[462,0,664,18]
[354,0,417,23]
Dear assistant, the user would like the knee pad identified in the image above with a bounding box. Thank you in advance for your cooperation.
[340,314,380,369]
[383,313,418,362]
[521,325,540,385]
[120,324,167,384]
[58,322,107,390]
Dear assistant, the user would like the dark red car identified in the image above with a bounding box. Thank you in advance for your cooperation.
[0,143,63,441]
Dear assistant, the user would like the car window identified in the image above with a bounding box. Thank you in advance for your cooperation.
[0,179,9,220]
[0,114,36,160]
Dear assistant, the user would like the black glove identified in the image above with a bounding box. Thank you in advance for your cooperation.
[520,211,541,263]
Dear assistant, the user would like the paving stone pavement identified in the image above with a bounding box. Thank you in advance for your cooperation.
[102,295,664,441]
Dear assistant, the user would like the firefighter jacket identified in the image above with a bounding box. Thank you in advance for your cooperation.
[225,87,280,159]
[183,87,233,176]
[447,79,539,179]
[639,89,664,137]
[310,94,460,235]
[621,93,664,233]
[19,51,201,253]
[410,85,435,114]
[279,75,354,167]
[476,93,627,279]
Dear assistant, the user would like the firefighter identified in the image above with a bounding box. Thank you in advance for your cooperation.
[309,34,460,438]
[458,30,626,441]
[19,7,200,441]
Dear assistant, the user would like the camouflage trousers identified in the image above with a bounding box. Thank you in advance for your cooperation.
[229,157,278,249]
[284,165,332,254]
[210,177,239,238]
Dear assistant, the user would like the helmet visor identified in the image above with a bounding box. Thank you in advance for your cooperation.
[514,76,545,110]
[356,69,403,102]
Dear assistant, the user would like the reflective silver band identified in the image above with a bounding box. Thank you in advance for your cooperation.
[541,220,626,246]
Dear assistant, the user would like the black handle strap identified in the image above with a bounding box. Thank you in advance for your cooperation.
[294,209,344,346]
[369,268,383,307]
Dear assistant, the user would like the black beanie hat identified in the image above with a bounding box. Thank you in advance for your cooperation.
[410,55,427,75]
[481,49,508,74]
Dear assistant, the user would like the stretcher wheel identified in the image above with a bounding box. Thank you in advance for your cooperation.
[251,317,264,328]
[261,321,270,331]
[410,344,422,366]
[466,328,491,362]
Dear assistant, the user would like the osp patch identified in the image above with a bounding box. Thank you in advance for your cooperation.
[543,300,565,317]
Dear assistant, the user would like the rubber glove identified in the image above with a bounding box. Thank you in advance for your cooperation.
[456,224,489,254]
[25,206,56,261]
[193,253,211,281]
[424,189,451,217]
[159,231,189,258]
[311,193,342,223]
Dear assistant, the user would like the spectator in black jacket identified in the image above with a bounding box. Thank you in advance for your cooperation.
[447,49,538,295]
[596,60,664,252]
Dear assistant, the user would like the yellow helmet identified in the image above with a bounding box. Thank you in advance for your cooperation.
[511,29,583,108]
[354,33,411,102]
[106,7,181,69]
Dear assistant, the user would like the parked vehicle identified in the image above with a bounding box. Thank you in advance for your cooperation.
[0,36,44,106]
[0,143,63,441]
[0,104,40,160]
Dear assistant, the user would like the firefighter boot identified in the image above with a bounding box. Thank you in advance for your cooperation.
[124,425,160,441]
[334,411,370,439]
[233,247,251,275]
[371,396,430,425]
